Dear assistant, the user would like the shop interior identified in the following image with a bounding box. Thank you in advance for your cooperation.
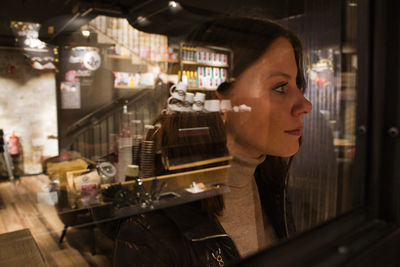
[1,0,398,266]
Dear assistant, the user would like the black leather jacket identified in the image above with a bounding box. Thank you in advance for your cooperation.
[114,203,240,267]
[113,158,296,266]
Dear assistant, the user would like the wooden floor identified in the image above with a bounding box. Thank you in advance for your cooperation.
[0,175,111,267]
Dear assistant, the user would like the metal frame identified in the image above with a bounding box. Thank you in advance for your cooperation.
[370,0,400,222]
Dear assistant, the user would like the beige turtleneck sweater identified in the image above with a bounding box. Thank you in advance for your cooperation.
[217,153,277,258]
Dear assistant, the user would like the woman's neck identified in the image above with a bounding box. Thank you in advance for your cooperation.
[227,134,265,160]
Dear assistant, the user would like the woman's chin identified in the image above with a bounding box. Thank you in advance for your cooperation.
[267,145,299,157]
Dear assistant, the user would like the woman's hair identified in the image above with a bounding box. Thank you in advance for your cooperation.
[185,16,305,218]
[186,16,306,94]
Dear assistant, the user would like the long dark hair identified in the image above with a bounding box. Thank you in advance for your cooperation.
[186,16,306,217]
[186,16,306,92]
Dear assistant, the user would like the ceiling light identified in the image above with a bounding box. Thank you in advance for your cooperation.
[135,16,150,26]
[81,30,90,37]
[169,1,177,8]
[168,1,182,13]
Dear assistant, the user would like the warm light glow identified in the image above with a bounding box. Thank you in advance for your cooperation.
[48,26,54,35]
[168,1,182,13]
[136,16,150,26]
[169,1,177,8]
[81,30,90,37]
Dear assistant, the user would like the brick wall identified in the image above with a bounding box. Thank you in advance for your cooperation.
[0,49,58,174]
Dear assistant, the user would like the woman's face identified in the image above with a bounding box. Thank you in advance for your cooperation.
[226,37,312,158]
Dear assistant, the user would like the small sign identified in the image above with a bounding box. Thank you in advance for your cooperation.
[60,82,81,109]
[69,47,101,73]
[81,183,98,200]
[83,51,101,71]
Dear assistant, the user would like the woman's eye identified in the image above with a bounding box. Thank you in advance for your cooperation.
[273,82,288,94]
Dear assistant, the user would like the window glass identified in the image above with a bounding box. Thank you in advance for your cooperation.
[0,0,362,265]
[285,0,361,233]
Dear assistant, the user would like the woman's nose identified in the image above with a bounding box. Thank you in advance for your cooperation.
[292,93,312,117]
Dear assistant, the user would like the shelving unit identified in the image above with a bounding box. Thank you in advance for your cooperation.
[181,60,229,68]
[174,42,233,92]
[104,39,233,92]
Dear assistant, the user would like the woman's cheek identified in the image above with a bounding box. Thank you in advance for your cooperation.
[238,109,253,127]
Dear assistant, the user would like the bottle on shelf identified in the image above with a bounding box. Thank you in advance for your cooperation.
[190,71,195,88]
[120,103,132,139]
[182,70,188,86]
[187,71,192,88]
[194,71,198,89]
[182,48,187,61]
[190,46,196,61]
[129,74,135,87]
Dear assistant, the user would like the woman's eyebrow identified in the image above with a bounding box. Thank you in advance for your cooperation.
[267,72,291,79]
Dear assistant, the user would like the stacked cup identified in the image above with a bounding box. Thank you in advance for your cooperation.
[204,99,221,112]
[168,82,187,112]
[167,92,185,112]
[183,93,194,112]
[131,135,143,165]
[192,92,206,111]
[168,83,209,112]
[140,140,156,178]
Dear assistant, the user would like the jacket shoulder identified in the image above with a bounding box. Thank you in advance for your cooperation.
[114,211,190,266]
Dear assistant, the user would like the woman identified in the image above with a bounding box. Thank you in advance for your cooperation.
[114,17,312,266]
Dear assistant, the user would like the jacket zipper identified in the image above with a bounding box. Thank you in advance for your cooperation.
[191,233,234,267]
[191,234,230,242]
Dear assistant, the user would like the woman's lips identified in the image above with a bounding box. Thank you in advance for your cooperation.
[284,129,302,136]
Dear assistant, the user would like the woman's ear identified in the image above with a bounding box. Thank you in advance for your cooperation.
[216,90,223,100]
[216,81,233,99]
[216,82,234,123]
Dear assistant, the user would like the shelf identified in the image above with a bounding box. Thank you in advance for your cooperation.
[101,164,231,191]
[115,85,154,89]
[114,184,229,217]
[107,54,131,60]
[181,60,229,68]
[145,59,178,63]
[108,54,177,64]
[182,45,232,53]
[187,87,217,91]
[59,183,230,227]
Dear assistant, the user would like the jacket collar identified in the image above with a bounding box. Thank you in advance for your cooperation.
[163,203,227,241]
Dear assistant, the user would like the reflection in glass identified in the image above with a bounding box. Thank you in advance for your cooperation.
[0,0,364,265]
[287,0,360,233]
